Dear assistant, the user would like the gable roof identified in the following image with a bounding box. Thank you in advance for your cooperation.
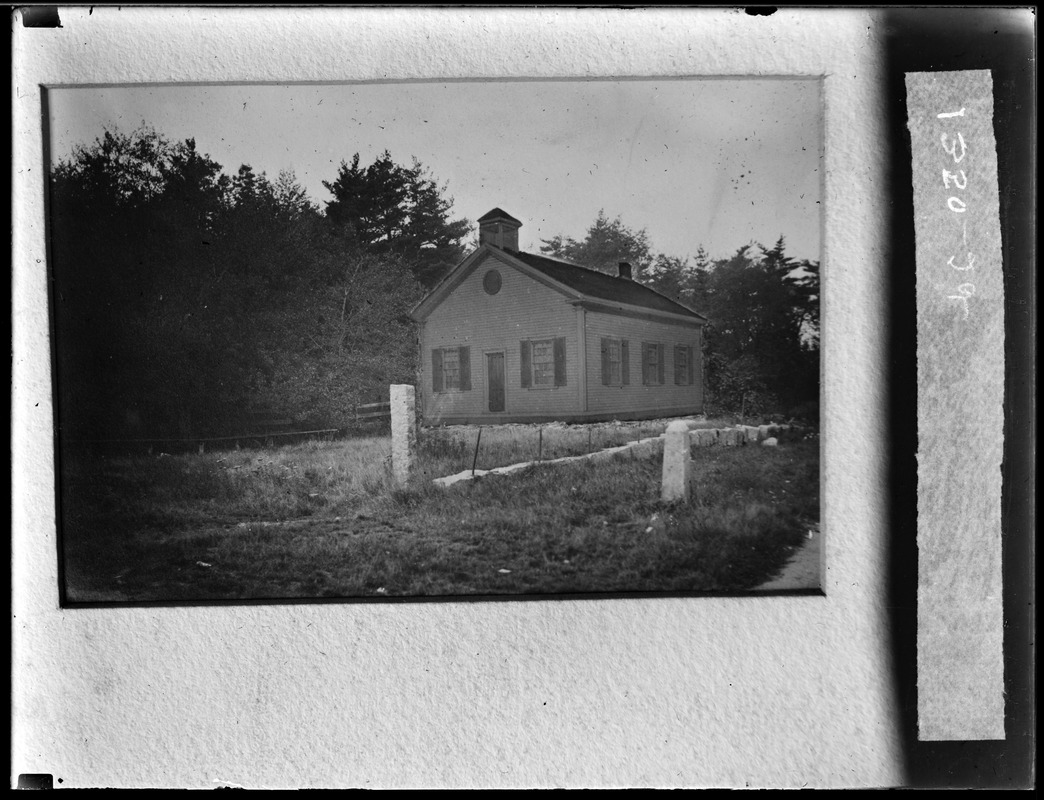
[505,248,707,321]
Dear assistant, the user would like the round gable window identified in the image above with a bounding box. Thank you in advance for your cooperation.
[483,269,502,295]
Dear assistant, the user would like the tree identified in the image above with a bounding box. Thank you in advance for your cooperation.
[641,252,710,310]
[539,210,653,275]
[207,165,424,428]
[50,125,235,440]
[699,239,820,416]
[704,353,773,419]
[690,245,713,305]
[50,125,429,442]
[788,257,821,349]
[322,151,471,287]
[257,249,425,426]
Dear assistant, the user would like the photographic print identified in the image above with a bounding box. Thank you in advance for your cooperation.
[48,78,823,604]
[23,8,949,791]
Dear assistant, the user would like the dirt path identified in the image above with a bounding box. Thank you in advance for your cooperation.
[754,524,822,592]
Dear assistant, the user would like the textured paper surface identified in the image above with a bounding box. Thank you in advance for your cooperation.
[906,70,1005,741]
[13,8,902,787]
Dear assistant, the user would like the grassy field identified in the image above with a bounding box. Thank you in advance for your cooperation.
[59,425,819,603]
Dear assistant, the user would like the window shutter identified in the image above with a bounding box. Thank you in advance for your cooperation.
[657,343,665,385]
[641,343,650,386]
[432,349,444,393]
[621,340,630,385]
[459,346,471,391]
[674,346,683,385]
[520,340,532,388]
[553,337,567,387]
[688,346,696,385]
[600,338,610,386]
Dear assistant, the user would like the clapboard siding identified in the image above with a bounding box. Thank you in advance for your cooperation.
[420,251,581,423]
[584,311,703,416]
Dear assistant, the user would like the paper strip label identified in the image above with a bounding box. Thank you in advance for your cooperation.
[907,69,1005,741]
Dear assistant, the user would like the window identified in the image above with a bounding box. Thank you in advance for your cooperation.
[600,337,630,387]
[642,342,665,386]
[520,337,566,388]
[442,348,461,389]
[674,345,695,386]
[431,346,471,392]
[483,269,502,295]
[605,339,622,385]
[531,339,555,386]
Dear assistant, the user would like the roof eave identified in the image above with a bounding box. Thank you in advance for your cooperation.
[571,297,708,326]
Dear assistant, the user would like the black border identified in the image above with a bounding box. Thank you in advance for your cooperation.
[883,7,1035,788]
[27,9,1035,787]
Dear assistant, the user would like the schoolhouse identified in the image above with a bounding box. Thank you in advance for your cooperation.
[409,208,708,425]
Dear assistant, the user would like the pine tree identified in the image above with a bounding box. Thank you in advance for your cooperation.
[322,151,470,286]
[539,210,653,275]
[699,238,820,415]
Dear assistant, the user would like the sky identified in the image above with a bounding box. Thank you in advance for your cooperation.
[47,79,822,263]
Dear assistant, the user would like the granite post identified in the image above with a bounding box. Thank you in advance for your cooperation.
[390,384,417,487]
[661,420,693,503]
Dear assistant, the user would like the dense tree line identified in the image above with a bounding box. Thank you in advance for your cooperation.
[50,124,818,444]
[49,126,465,441]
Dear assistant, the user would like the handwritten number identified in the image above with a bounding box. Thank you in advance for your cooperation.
[941,132,967,164]
[948,283,975,320]
[936,108,974,319]
[947,252,976,272]
[942,169,967,189]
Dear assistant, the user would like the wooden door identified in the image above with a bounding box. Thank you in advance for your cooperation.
[487,352,505,412]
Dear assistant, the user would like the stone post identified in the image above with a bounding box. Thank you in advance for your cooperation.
[390,384,417,487]
[661,420,692,503]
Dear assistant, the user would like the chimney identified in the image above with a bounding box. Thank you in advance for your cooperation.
[618,262,633,280]
[477,208,522,251]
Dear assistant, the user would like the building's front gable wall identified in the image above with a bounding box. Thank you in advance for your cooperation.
[420,251,580,423]
[585,310,703,418]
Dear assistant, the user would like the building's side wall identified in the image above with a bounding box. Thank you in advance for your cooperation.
[584,310,704,418]
[419,252,581,424]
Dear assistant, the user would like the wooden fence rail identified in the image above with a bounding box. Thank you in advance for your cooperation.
[64,402,397,454]
[355,401,391,424]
